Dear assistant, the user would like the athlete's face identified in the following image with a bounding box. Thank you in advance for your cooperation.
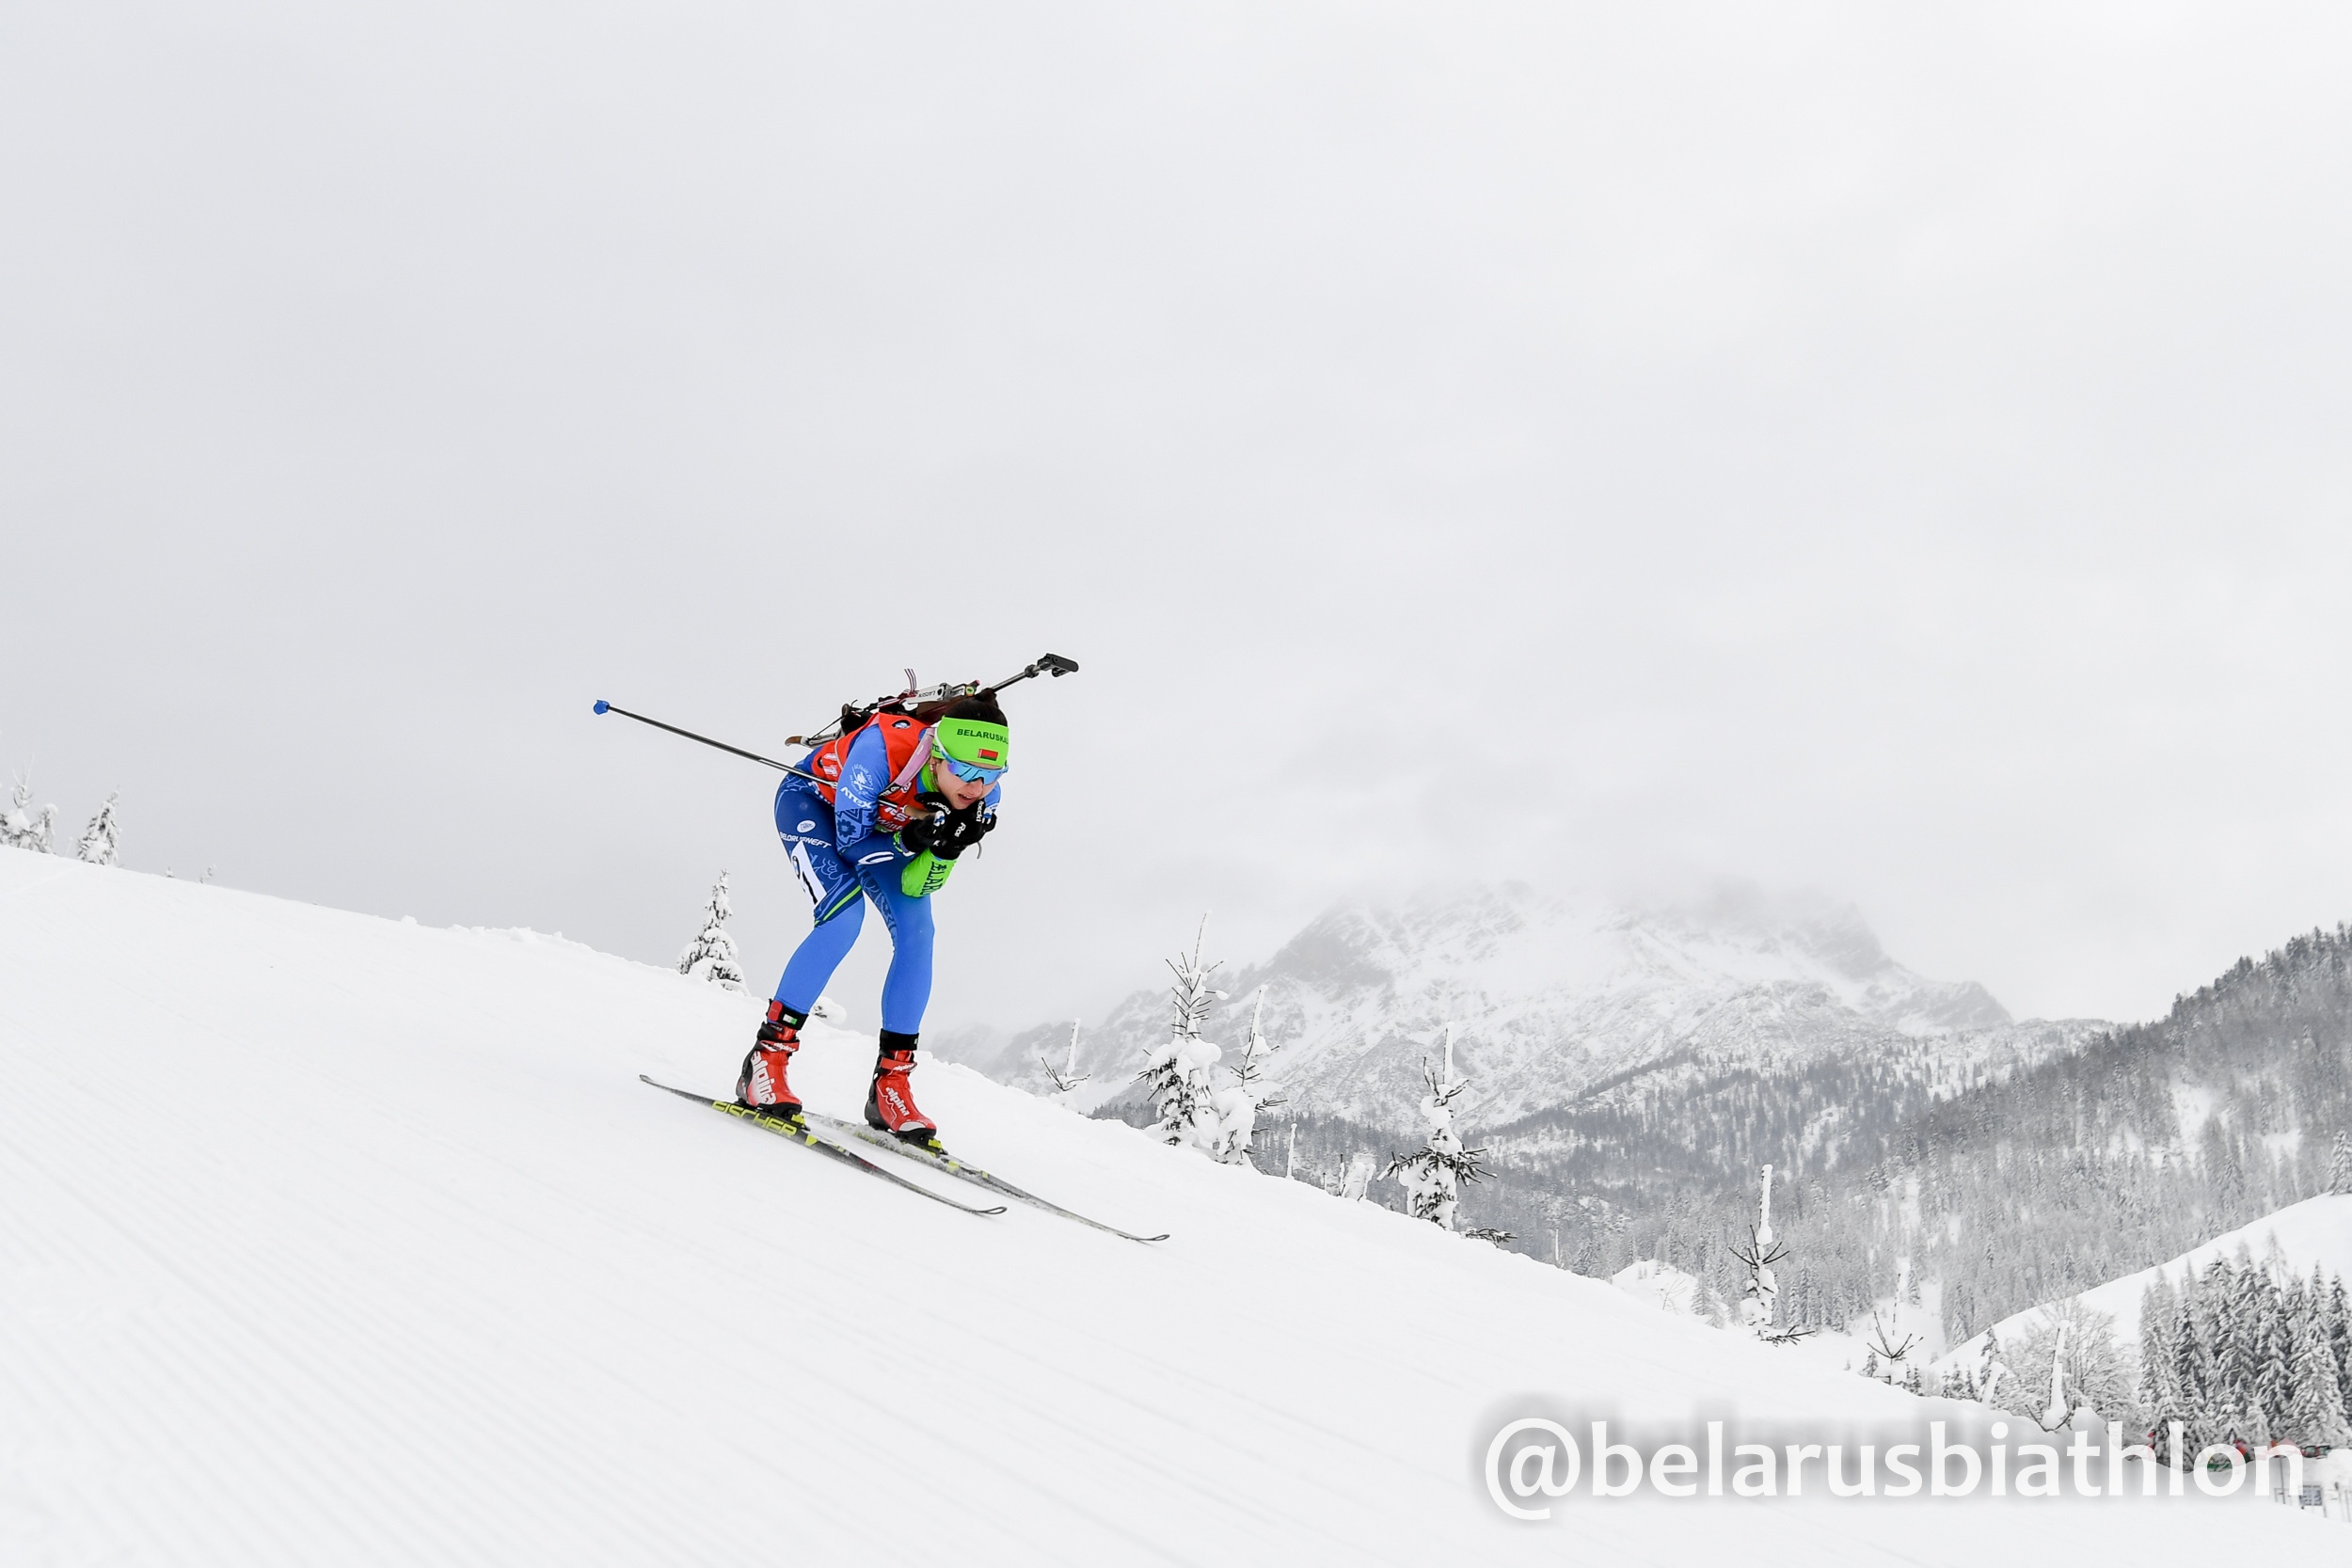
[932,759,993,810]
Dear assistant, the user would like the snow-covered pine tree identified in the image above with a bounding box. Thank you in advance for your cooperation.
[1223,987,1279,1161]
[74,791,120,865]
[1381,1024,1486,1229]
[1136,915,1228,1156]
[2255,1275,2297,1440]
[2210,1394,2258,1457]
[2170,1290,2214,1465]
[1730,1164,1815,1345]
[2325,1271,2352,1419]
[2321,1273,2352,1396]
[1041,1020,1090,1095]
[1336,1149,1376,1201]
[675,872,744,989]
[1211,986,1286,1167]
[2214,1259,2264,1436]
[2329,1131,2352,1196]
[1,768,56,851]
[2286,1282,2352,1449]
[2137,1275,2179,1433]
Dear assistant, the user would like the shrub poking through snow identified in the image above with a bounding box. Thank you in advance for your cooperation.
[1041,1020,1090,1096]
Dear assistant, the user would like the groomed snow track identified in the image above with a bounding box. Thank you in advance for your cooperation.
[0,849,2324,1564]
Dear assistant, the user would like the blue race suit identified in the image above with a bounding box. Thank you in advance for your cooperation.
[770,721,1001,1035]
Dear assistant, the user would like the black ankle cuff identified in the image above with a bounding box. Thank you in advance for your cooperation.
[879,1029,920,1055]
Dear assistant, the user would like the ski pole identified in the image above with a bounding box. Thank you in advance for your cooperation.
[591,700,834,786]
[596,654,1077,778]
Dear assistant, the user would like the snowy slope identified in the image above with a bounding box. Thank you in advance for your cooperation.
[955,884,2046,1132]
[1947,1193,2352,1367]
[0,848,2322,1565]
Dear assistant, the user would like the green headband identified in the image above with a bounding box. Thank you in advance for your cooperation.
[934,716,1009,772]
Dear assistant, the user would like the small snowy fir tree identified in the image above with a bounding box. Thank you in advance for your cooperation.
[2,768,58,852]
[2329,1131,2352,1197]
[1381,1025,1487,1229]
[1041,1020,1090,1095]
[1210,986,1286,1167]
[74,792,120,865]
[675,872,744,990]
[1335,1149,1376,1201]
[1731,1164,1815,1345]
[1137,915,1229,1156]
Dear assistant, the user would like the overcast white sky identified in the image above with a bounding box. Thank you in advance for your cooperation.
[5,1,2348,1034]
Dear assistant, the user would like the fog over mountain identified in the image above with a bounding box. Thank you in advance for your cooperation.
[940,882,2036,1131]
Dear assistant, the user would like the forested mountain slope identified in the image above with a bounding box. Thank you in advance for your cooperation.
[1544,925,2352,1343]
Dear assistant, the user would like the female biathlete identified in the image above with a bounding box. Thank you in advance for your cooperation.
[734,694,1008,1143]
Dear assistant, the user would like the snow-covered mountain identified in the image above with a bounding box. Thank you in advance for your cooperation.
[0,847,2321,1563]
[951,882,2036,1131]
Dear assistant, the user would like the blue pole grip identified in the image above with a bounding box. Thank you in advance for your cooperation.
[593,700,610,715]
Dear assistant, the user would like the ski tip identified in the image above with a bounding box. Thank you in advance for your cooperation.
[594,699,610,715]
[981,1205,1010,1215]
[1134,1233,1171,1243]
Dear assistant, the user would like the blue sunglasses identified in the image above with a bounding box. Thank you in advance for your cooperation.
[938,755,1004,785]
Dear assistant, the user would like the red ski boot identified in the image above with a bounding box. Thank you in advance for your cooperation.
[735,1002,804,1117]
[865,1033,938,1146]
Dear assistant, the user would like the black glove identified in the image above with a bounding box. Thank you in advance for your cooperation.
[898,804,993,860]
[898,814,943,857]
[929,803,994,861]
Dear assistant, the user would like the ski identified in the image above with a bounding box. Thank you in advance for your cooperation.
[639,1076,1007,1217]
[797,1108,1169,1243]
